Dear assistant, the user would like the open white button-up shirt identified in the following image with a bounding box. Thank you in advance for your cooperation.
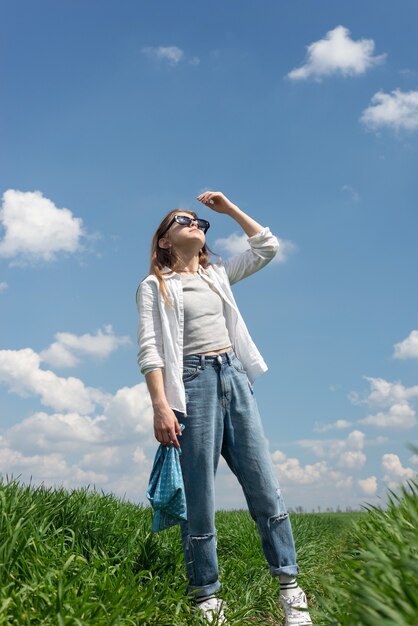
[136,227,279,414]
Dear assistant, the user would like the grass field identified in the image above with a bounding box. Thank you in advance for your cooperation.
[0,478,416,625]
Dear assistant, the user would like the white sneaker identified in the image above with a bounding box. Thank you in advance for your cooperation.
[196,597,226,624]
[280,590,313,626]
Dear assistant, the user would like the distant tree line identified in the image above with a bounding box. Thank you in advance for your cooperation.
[288,505,361,514]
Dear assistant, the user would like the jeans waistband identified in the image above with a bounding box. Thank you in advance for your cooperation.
[183,348,235,368]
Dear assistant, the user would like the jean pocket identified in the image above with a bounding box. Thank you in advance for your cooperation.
[231,357,246,374]
[182,367,201,383]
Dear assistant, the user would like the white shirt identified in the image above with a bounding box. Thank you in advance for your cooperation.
[136,227,279,414]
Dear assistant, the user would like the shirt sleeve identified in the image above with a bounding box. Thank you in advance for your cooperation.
[221,227,279,285]
[136,279,165,375]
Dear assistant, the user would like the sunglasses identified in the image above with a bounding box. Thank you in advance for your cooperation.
[161,214,210,237]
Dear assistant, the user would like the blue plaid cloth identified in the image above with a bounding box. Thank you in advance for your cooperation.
[146,430,187,532]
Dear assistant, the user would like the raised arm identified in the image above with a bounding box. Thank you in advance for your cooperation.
[197,191,263,236]
[196,191,279,284]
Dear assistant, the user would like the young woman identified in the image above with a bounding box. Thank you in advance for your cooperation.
[137,191,312,625]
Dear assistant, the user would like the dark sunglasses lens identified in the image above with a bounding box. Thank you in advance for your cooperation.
[196,219,210,232]
[176,216,192,226]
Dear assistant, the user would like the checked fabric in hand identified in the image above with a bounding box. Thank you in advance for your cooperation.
[146,425,187,532]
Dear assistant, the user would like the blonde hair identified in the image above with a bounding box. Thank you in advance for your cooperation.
[149,209,211,305]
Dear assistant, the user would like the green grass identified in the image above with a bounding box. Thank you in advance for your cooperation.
[315,480,418,626]
[0,478,354,625]
[5,476,413,625]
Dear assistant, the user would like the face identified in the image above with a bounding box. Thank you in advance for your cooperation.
[159,212,206,251]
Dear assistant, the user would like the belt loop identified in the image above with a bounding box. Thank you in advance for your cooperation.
[200,354,205,369]
[226,351,231,365]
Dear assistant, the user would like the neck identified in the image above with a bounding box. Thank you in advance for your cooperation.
[172,249,200,274]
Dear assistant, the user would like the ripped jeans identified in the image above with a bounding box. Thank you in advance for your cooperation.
[177,350,298,599]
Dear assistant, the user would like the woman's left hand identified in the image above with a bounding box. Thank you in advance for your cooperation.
[196,191,237,215]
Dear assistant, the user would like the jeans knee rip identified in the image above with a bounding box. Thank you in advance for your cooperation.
[186,532,217,548]
[267,488,288,526]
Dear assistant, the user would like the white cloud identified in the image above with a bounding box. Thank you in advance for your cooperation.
[6,411,107,453]
[359,402,417,429]
[0,447,69,480]
[358,476,378,496]
[287,25,385,81]
[341,185,360,202]
[132,447,147,464]
[214,232,296,264]
[0,447,108,487]
[393,330,418,360]
[409,454,418,465]
[0,380,154,501]
[313,419,352,433]
[40,325,131,368]
[339,450,366,469]
[272,450,327,484]
[370,436,389,446]
[81,447,121,469]
[298,430,366,469]
[103,383,153,438]
[361,89,418,131]
[0,282,7,292]
[328,471,353,491]
[382,453,415,489]
[215,233,249,256]
[352,377,418,429]
[0,190,84,263]
[361,377,418,407]
[0,324,157,503]
[142,46,185,65]
[0,348,108,414]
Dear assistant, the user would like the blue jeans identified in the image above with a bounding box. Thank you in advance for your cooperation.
[177,349,298,599]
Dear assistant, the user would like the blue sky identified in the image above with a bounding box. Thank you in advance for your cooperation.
[1,0,418,511]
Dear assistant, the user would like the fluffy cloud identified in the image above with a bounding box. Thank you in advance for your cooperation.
[0,325,158,503]
[272,450,327,484]
[0,348,108,414]
[339,450,367,469]
[393,330,418,360]
[0,190,84,263]
[352,377,418,429]
[341,185,360,203]
[359,402,417,429]
[358,476,378,496]
[0,448,69,479]
[359,377,418,406]
[0,282,7,292]
[132,447,147,464]
[0,379,154,501]
[313,419,352,433]
[6,411,107,453]
[298,430,366,469]
[104,383,153,438]
[361,89,418,131]
[142,46,184,64]
[0,447,108,487]
[81,447,121,469]
[287,25,385,81]
[214,232,296,264]
[141,46,200,66]
[40,325,131,368]
[382,453,415,489]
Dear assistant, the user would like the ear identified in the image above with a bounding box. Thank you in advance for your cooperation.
[158,237,171,250]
